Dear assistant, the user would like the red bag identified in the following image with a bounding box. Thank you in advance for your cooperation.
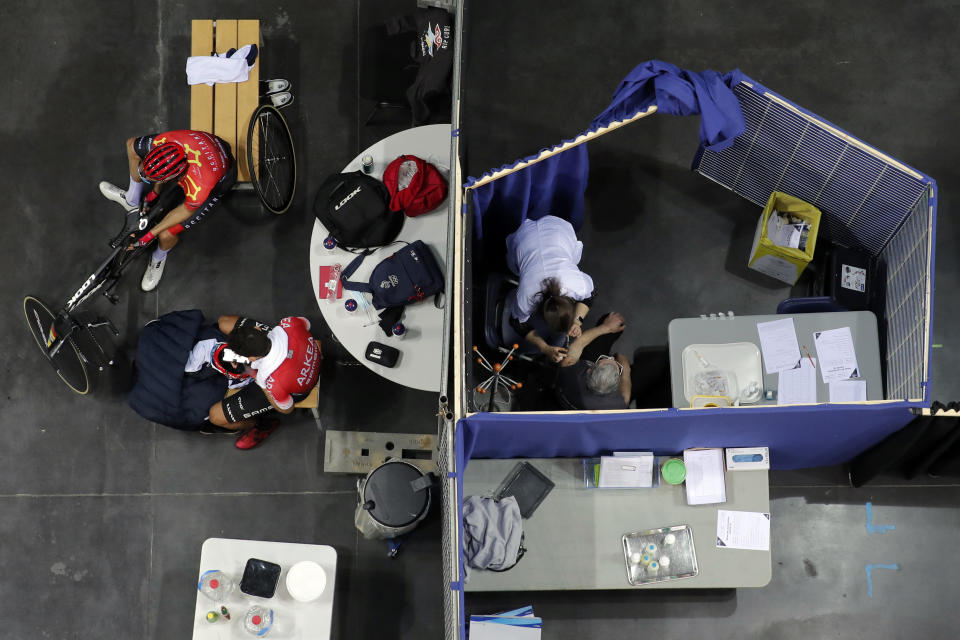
[382,154,448,217]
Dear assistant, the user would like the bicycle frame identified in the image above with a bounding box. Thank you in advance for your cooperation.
[43,206,153,362]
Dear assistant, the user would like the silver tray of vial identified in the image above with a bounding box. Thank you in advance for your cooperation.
[622,524,698,586]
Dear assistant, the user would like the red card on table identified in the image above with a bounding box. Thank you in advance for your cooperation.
[318,264,343,300]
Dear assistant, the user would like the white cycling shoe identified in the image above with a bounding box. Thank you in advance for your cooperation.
[269,91,294,108]
[99,181,137,212]
[141,255,166,292]
[262,78,290,94]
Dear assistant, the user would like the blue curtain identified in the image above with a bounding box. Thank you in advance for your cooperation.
[459,403,915,470]
[592,59,745,151]
[467,144,590,255]
[465,59,747,256]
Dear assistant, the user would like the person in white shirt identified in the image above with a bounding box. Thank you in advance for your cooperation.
[505,216,595,362]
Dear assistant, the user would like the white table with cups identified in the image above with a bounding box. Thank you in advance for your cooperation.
[192,537,337,639]
[309,124,451,393]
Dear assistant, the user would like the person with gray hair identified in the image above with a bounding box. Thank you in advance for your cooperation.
[555,312,632,410]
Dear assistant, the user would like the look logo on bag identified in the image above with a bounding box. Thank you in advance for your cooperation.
[383,155,448,217]
[314,171,403,251]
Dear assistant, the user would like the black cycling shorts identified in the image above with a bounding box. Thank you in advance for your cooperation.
[221,384,275,423]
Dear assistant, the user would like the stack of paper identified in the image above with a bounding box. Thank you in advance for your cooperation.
[813,327,861,383]
[777,358,817,405]
[598,453,654,488]
[829,379,867,402]
[469,606,542,639]
[716,510,771,550]
[756,318,801,374]
[683,448,727,505]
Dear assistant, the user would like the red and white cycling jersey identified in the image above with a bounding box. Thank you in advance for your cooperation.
[140,130,232,209]
[252,317,321,410]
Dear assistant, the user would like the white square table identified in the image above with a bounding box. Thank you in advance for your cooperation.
[192,538,337,639]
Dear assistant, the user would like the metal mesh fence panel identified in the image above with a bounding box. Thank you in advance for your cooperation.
[695,79,934,402]
[879,187,933,401]
[438,417,462,640]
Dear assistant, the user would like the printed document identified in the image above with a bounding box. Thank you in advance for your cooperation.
[829,379,867,402]
[599,454,653,488]
[813,326,860,383]
[766,214,804,249]
[683,448,726,505]
[716,510,771,550]
[757,318,801,374]
[777,358,817,405]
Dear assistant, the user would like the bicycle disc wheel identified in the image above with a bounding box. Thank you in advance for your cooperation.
[23,295,90,395]
[247,104,297,214]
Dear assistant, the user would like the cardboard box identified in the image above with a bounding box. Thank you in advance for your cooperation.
[747,191,821,285]
[725,447,770,470]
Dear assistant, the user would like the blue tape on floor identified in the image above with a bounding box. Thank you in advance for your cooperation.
[866,502,896,534]
[865,563,899,598]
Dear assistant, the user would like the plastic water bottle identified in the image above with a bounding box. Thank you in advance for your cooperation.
[197,570,235,603]
[244,605,275,636]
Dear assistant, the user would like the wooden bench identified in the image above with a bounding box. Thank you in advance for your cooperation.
[190,19,260,183]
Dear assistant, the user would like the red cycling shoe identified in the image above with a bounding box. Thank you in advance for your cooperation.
[235,419,279,450]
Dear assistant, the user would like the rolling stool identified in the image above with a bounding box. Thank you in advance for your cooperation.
[471,344,524,412]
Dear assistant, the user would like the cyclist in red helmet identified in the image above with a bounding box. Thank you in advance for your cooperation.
[99,130,237,291]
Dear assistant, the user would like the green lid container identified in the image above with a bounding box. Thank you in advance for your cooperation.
[661,458,687,485]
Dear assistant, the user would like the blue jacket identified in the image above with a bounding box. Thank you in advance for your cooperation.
[127,309,227,430]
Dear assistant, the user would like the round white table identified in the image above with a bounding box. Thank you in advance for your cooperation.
[309,125,451,392]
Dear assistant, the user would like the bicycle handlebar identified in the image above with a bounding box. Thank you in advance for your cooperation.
[109,206,151,250]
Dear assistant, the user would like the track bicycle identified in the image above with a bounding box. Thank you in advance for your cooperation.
[23,205,163,394]
[24,97,298,394]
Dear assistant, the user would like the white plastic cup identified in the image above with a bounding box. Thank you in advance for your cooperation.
[285,561,327,603]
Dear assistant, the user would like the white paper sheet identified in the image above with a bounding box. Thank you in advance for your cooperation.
[756,318,801,374]
[599,455,653,488]
[683,448,726,505]
[777,358,817,405]
[470,619,542,640]
[813,326,860,383]
[766,214,804,248]
[829,379,867,402]
[716,510,771,550]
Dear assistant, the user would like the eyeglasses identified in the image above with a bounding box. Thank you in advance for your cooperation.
[136,163,154,184]
[595,354,623,376]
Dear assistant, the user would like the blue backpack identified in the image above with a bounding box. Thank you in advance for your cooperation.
[340,240,444,310]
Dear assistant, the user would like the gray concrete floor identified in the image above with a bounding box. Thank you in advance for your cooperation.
[3,1,959,639]
[2,2,443,639]
[460,1,960,639]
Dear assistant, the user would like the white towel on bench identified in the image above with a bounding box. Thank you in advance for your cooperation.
[186,44,256,86]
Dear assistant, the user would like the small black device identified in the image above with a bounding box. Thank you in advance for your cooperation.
[494,461,555,519]
[239,558,282,598]
[365,341,400,367]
